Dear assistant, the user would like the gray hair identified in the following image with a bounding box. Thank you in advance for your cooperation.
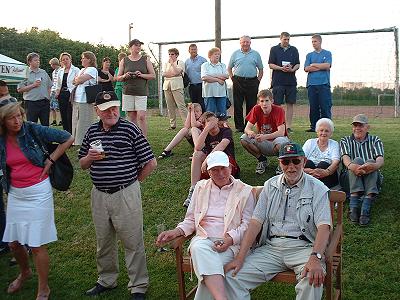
[240,35,251,41]
[315,118,334,132]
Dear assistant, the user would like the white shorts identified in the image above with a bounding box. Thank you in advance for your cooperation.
[122,94,147,111]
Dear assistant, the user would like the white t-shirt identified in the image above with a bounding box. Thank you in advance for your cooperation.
[74,67,97,103]
[303,138,340,165]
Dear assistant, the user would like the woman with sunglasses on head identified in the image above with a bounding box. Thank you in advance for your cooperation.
[302,118,339,188]
[72,51,98,146]
[0,100,73,300]
[162,48,188,131]
[116,39,155,137]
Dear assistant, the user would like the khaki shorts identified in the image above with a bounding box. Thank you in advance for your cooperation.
[122,94,147,111]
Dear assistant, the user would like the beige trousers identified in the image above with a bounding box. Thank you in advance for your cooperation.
[91,181,148,294]
[72,102,96,146]
[164,88,187,128]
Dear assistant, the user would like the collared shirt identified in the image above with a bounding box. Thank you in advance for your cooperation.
[78,118,155,190]
[228,48,263,77]
[268,43,300,86]
[304,49,332,86]
[185,55,207,84]
[268,175,305,237]
[339,133,384,161]
[17,68,52,101]
[201,61,228,97]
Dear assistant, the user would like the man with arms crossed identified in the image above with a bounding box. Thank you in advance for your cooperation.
[185,44,207,111]
[79,91,156,300]
[228,35,263,132]
[268,32,300,133]
[225,143,331,300]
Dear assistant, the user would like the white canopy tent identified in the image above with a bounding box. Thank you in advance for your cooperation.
[0,54,27,84]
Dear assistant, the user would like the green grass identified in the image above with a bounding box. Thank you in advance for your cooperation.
[1,116,400,299]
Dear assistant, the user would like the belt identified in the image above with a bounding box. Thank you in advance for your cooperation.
[189,83,202,86]
[269,235,311,243]
[234,75,257,80]
[96,181,135,194]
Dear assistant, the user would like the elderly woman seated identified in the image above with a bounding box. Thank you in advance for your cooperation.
[302,118,339,188]
[156,151,255,300]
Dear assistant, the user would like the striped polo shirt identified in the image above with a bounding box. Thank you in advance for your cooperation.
[78,118,155,190]
[339,133,384,162]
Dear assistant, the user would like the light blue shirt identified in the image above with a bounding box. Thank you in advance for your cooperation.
[201,61,228,97]
[304,49,332,86]
[185,55,207,84]
[228,48,263,77]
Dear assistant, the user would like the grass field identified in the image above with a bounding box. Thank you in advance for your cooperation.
[1,115,399,300]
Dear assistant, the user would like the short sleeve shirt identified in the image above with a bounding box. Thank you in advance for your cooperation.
[74,67,98,103]
[303,138,340,165]
[245,104,287,139]
[203,127,235,157]
[17,68,52,101]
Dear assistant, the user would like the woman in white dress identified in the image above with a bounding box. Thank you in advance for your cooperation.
[302,118,340,188]
[72,51,98,145]
[0,100,74,300]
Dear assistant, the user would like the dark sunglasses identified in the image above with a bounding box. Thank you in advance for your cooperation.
[281,158,302,166]
[0,98,17,108]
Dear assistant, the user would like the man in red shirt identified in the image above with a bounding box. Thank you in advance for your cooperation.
[240,89,289,174]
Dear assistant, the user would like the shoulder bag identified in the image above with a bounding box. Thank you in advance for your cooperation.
[84,69,102,103]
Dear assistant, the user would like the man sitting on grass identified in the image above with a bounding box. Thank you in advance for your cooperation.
[183,112,239,207]
[339,114,384,226]
[240,89,289,175]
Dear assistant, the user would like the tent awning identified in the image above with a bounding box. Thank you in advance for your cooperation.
[0,54,27,84]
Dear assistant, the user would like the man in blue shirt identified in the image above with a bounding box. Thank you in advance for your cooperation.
[268,32,300,134]
[228,36,264,132]
[304,35,332,132]
[185,44,207,112]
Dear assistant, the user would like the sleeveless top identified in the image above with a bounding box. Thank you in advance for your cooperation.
[123,56,148,96]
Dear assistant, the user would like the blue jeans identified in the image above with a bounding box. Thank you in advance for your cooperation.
[307,84,332,130]
[205,96,227,117]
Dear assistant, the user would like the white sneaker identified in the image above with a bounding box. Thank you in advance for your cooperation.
[255,160,268,174]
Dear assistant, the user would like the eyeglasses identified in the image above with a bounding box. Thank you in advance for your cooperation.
[0,98,17,108]
[281,158,302,166]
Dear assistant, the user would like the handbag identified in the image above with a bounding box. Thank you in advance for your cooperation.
[182,72,190,88]
[84,69,101,103]
[31,127,74,191]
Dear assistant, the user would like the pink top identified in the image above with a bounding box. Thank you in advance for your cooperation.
[6,138,47,188]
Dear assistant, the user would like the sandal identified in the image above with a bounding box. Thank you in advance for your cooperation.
[36,289,51,300]
[7,270,33,294]
[158,150,173,159]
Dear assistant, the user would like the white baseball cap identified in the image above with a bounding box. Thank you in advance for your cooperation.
[206,151,230,170]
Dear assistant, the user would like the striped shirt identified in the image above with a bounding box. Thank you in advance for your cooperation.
[339,133,384,162]
[78,118,155,189]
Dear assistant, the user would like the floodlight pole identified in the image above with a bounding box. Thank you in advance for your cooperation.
[128,23,133,44]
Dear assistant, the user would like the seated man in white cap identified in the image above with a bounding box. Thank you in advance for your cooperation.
[339,114,384,226]
[156,151,255,300]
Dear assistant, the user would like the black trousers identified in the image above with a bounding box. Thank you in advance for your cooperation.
[232,76,260,131]
[188,83,205,112]
[25,99,50,126]
[58,91,72,133]
[305,160,339,188]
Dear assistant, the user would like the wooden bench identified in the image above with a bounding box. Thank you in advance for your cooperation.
[171,189,346,300]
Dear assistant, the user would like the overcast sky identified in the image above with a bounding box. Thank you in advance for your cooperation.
[2,0,399,88]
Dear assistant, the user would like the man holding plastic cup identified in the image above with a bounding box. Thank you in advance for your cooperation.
[79,91,157,300]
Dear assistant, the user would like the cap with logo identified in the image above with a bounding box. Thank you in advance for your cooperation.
[278,143,305,159]
[206,151,230,170]
[95,91,120,111]
[351,114,368,125]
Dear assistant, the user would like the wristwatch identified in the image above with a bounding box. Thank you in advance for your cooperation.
[311,252,322,260]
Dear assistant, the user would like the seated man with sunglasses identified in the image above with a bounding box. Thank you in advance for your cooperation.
[224,142,331,300]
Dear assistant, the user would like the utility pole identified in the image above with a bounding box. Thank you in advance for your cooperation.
[215,0,221,57]
[128,23,133,44]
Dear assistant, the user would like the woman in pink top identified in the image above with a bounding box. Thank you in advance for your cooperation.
[0,100,74,300]
[156,151,255,300]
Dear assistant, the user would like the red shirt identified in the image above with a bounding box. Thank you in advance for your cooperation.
[6,139,47,188]
[245,104,287,139]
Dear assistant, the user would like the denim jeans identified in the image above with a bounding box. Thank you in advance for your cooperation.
[307,84,332,130]
[205,96,227,117]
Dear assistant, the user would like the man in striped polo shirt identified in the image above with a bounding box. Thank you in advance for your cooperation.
[340,114,384,226]
[79,91,156,300]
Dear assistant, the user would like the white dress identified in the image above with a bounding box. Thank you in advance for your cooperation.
[2,177,57,247]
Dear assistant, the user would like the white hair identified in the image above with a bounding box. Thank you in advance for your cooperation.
[315,118,334,132]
